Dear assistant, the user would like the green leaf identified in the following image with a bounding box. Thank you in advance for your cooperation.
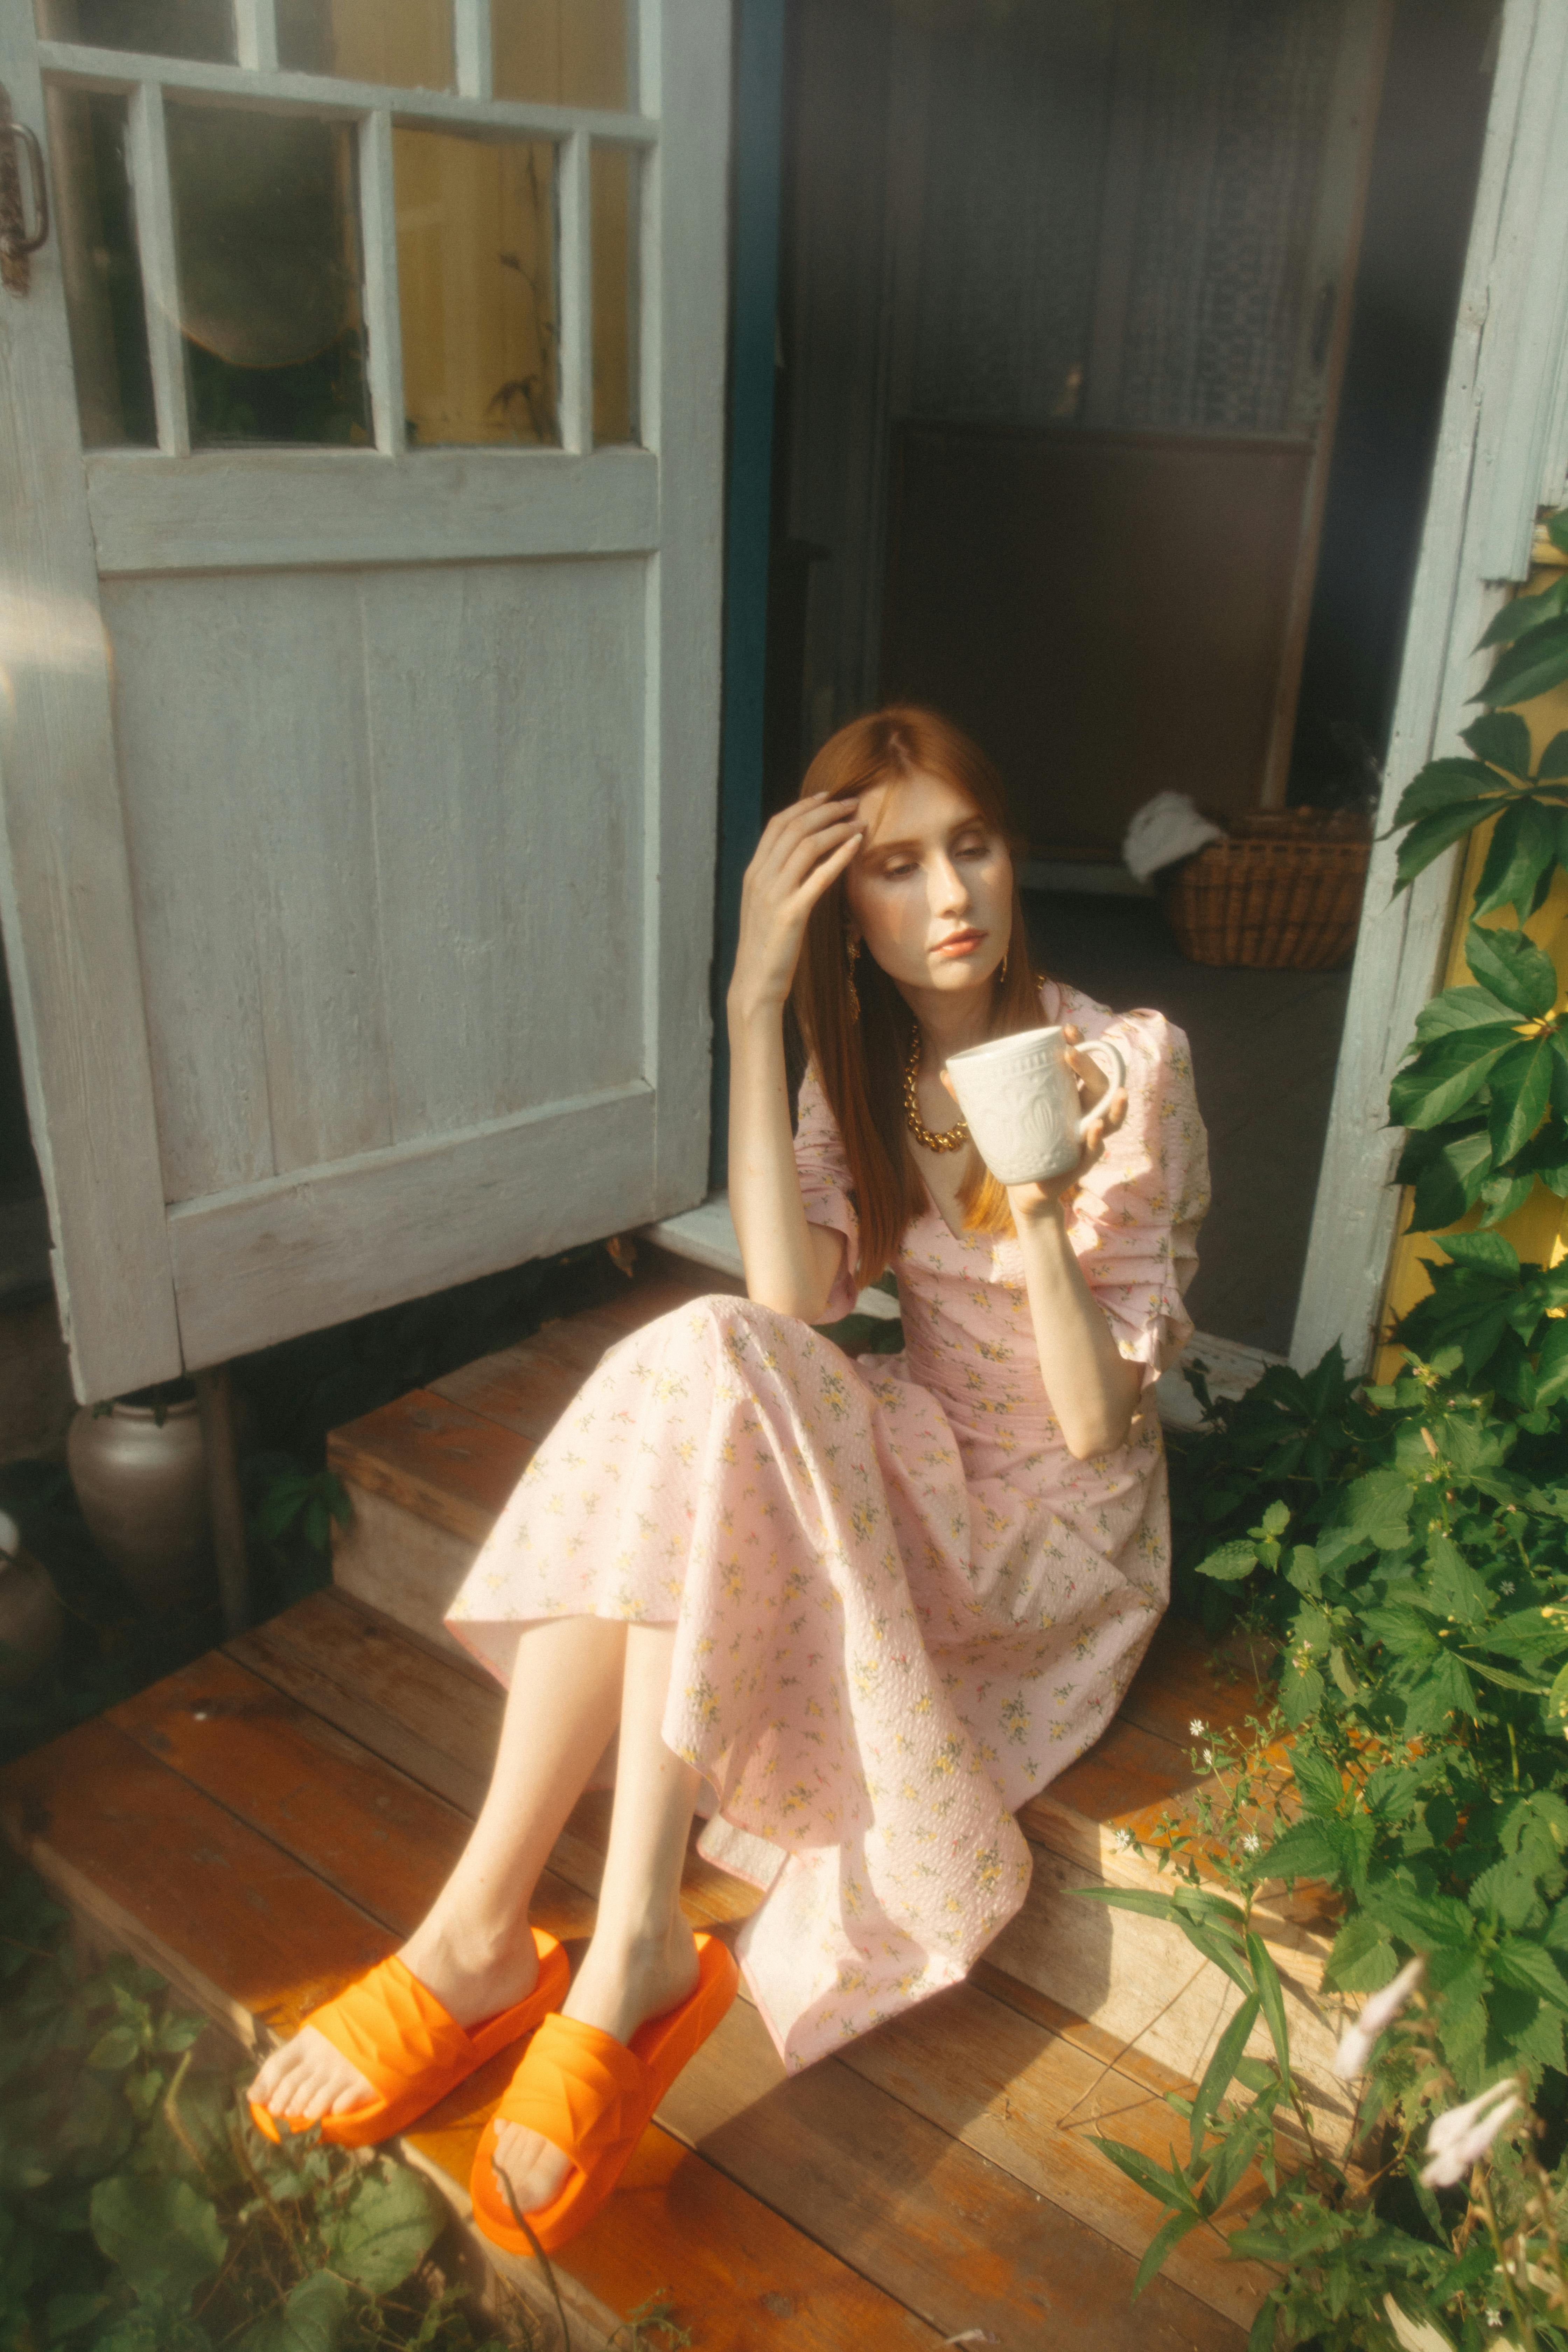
[1087,2135,1195,2214]
[1425,1532,1491,1626]
[1248,2291,1283,2352]
[45,2293,113,2340]
[1464,921,1560,1018]
[1189,1994,1260,2157]
[1488,1036,1556,1163]
[1406,1129,1494,1233]
[1130,2207,1204,2301]
[1476,614,1568,706]
[1289,1743,1344,1817]
[1461,709,1535,768]
[1390,1030,1516,1129]
[1245,1935,1291,2077]
[1538,1318,1568,1407]
[1549,508,1568,558]
[1412,984,1523,1043]
[321,2162,443,2295]
[1195,1541,1259,1584]
[238,2272,352,2352]
[1491,1937,1568,2009]
[1342,1468,1414,1550]
[1368,1883,1474,1951]
[1437,1228,1520,1275]
[85,2026,142,2073]
[1258,1819,1342,1883]
[89,2176,226,2312]
[1393,757,1505,825]
[1394,800,1501,894]
[1325,1913,1397,1994]
[1074,1885,1183,1923]
[1539,728,1568,780]
[1473,796,1561,925]
[1478,576,1568,646]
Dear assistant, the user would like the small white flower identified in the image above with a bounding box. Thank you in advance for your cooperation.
[1420,2080,1521,2188]
[1113,1827,1139,1853]
[1334,1956,1427,2079]
[1485,2311,1502,2330]
[1241,1832,1261,1854]
[1189,1718,1206,1736]
[1202,1746,1214,1768]
[1501,1581,1516,1596]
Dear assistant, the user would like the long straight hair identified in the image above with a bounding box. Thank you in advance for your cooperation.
[789,706,1046,1292]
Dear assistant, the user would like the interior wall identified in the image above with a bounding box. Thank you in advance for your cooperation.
[774,0,1363,824]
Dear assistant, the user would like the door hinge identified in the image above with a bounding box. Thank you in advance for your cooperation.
[0,81,48,295]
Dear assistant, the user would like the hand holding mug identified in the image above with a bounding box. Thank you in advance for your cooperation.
[941,1021,1128,1219]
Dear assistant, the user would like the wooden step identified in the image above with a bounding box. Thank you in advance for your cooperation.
[1,1589,1256,2348]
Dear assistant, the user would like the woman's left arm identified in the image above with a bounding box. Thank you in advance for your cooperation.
[1011,1196,1142,1458]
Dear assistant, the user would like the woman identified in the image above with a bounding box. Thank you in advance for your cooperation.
[248,708,1209,2255]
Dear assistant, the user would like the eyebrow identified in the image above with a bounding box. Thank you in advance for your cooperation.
[864,817,990,858]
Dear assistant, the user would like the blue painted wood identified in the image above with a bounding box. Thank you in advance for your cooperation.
[708,0,785,1190]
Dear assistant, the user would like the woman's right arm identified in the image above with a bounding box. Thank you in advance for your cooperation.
[726,792,863,1321]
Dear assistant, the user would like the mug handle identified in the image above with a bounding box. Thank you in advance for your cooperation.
[1073,1039,1127,1145]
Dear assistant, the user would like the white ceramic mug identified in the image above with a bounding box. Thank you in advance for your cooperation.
[943,1025,1127,1186]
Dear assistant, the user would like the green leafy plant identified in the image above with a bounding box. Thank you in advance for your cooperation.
[1108,517,1568,2344]
[0,1865,527,2352]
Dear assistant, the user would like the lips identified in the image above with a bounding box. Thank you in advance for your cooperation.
[933,930,985,955]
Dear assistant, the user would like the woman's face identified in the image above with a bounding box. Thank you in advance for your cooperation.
[842,769,1013,997]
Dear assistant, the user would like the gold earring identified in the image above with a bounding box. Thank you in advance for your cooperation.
[999,943,1009,982]
[846,936,861,1023]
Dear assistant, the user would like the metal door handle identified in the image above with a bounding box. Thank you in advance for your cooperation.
[0,80,49,296]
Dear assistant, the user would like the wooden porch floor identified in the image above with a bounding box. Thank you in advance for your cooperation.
[0,1267,1321,2350]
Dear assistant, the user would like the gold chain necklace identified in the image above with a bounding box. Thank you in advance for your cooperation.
[903,1026,969,1153]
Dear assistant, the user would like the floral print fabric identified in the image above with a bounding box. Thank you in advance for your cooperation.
[446,981,1210,2070]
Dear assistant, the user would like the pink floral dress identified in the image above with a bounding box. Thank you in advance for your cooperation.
[446,980,1209,2070]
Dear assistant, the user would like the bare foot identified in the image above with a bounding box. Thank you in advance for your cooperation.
[248,1919,541,2129]
[489,1921,700,2217]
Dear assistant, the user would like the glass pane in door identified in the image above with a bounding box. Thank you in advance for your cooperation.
[592,144,637,446]
[394,131,559,446]
[276,0,455,92]
[166,106,371,446]
[34,0,236,62]
[491,0,629,108]
[44,87,157,447]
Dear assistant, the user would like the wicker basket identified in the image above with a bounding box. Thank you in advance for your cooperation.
[1163,810,1372,971]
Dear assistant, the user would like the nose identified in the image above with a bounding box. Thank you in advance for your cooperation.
[930,852,971,917]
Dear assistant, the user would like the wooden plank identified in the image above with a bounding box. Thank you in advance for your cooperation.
[665,1983,1265,2339]
[409,2072,944,2352]
[83,445,659,574]
[329,1484,481,1660]
[2,1708,926,2352]
[647,0,728,1222]
[0,16,183,1405]
[359,110,406,456]
[452,0,492,101]
[359,559,648,1148]
[660,1987,1245,2351]
[558,127,594,454]
[105,569,397,1198]
[124,82,190,456]
[329,1393,527,1545]
[167,1083,655,1370]
[36,40,658,141]
[230,1590,500,1810]
[0,1716,392,2047]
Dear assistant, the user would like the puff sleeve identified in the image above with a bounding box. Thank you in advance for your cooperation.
[792,1060,863,1324]
[1063,1003,1210,1388]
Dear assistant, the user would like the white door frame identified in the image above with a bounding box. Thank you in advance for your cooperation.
[1290,0,1568,1374]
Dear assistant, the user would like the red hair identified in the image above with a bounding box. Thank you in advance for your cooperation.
[789,706,1045,1291]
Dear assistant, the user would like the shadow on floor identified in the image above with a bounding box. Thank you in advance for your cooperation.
[1024,890,1353,1357]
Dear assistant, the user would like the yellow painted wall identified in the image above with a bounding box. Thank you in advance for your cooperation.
[1376,535,1568,1378]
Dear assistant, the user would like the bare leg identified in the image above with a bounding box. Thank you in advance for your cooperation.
[490,1622,702,2215]
[250,1613,628,2123]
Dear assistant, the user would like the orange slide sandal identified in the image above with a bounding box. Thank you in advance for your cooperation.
[249,1932,569,2149]
[469,1932,740,2255]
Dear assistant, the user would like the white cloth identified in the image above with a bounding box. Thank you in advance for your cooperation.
[1122,791,1226,885]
